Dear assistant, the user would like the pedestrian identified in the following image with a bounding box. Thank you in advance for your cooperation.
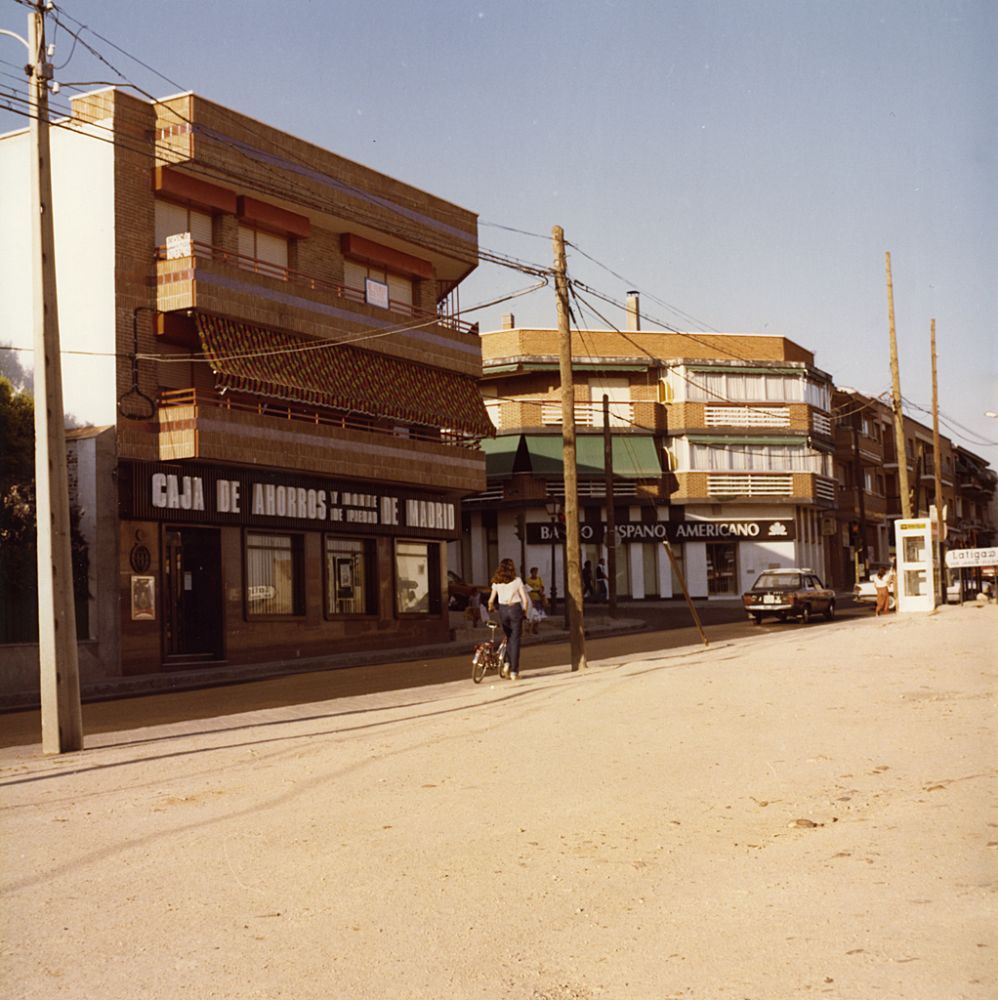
[871,564,894,616]
[487,557,530,679]
[596,558,609,601]
[582,560,594,599]
[525,566,547,634]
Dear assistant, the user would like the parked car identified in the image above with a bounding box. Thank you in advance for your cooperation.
[447,571,488,611]
[742,569,836,624]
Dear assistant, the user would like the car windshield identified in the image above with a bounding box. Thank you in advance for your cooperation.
[754,573,800,590]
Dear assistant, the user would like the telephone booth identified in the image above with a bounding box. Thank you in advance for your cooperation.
[894,517,936,613]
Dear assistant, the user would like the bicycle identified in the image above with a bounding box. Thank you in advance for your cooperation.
[471,619,508,684]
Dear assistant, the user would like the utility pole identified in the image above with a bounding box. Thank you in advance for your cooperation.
[885,251,912,519]
[852,425,868,582]
[602,394,617,616]
[28,3,83,753]
[930,318,945,604]
[552,225,586,671]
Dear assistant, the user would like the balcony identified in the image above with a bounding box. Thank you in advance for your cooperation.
[154,241,481,378]
[484,399,665,434]
[671,471,837,506]
[668,401,814,435]
[117,390,486,493]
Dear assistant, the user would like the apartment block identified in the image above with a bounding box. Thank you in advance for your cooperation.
[0,88,489,692]
[466,299,837,600]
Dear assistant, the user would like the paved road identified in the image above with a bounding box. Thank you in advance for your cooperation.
[0,596,871,749]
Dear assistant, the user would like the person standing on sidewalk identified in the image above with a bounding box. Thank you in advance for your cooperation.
[872,564,895,616]
[487,557,530,679]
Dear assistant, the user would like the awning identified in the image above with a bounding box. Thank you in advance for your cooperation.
[523,435,661,477]
[481,435,522,478]
[686,434,806,447]
[195,314,494,438]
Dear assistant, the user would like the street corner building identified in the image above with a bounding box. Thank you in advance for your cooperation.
[0,88,492,698]
[468,302,840,601]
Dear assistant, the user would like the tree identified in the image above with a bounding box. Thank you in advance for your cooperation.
[0,376,90,642]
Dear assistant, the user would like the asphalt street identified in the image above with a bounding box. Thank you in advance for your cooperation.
[0,596,871,750]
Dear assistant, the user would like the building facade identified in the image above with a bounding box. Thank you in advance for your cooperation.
[830,389,996,589]
[0,88,490,690]
[463,305,837,600]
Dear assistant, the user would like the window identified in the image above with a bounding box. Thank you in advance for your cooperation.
[344,260,414,314]
[238,226,289,279]
[154,199,212,255]
[395,540,441,615]
[245,532,303,617]
[325,537,376,616]
[706,542,738,596]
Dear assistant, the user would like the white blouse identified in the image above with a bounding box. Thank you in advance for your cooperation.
[490,577,529,607]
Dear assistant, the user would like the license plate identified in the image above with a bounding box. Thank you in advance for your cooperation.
[763,595,778,604]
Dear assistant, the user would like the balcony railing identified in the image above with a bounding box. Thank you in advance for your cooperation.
[704,405,790,428]
[811,412,832,436]
[708,473,794,496]
[158,389,479,447]
[541,401,634,428]
[154,240,472,333]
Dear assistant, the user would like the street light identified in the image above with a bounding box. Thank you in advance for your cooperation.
[544,500,560,615]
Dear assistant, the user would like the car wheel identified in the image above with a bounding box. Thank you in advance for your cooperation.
[824,600,835,621]
[800,604,811,624]
[778,612,787,622]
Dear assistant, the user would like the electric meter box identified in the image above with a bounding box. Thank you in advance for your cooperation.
[894,517,936,613]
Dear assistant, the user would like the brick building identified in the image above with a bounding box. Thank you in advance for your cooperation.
[831,389,996,589]
[0,88,490,689]
[466,301,837,601]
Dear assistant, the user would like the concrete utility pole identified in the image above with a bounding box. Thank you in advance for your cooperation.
[27,3,83,753]
[552,226,587,671]
[930,319,946,604]
[885,251,912,519]
[602,394,617,616]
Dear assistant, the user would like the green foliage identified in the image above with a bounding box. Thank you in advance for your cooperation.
[0,378,90,642]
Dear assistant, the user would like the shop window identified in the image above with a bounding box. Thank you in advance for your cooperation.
[245,532,303,617]
[395,540,441,615]
[238,225,289,279]
[344,260,414,314]
[154,199,213,256]
[325,537,376,616]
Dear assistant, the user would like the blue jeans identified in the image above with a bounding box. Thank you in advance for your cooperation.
[498,603,524,673]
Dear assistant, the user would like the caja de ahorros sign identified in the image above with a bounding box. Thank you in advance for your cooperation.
[526,518,796,545]
[124,462,459,537]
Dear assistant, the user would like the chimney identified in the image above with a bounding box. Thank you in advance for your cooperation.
[501,313,516,330]
[625,291,641,331]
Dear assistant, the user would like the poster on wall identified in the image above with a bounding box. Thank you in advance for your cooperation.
[130,575,156,621]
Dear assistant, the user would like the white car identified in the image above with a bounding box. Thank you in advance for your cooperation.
[852,578,895,610]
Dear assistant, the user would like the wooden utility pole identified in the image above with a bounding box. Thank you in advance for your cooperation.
[26,4,83,753]
[602,395,617,616]
[885,252,912,519]
[930,318,945,604]
[552,226,586,671]
[662,541,708,647]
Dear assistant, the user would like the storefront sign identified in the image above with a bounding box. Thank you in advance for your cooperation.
[126,462,459,538]
[945,546,998,569]
[526,518,796,545]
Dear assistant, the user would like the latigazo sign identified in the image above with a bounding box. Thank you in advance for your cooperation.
[526,518,796,545]
[945,547,998,569]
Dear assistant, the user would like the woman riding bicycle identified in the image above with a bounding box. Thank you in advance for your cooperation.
[487,557,530,680]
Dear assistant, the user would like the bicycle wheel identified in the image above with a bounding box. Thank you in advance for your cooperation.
[496,641,508,676]
[472,644,489,684]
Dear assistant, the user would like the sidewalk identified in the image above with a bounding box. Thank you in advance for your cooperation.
[2,603,994,999]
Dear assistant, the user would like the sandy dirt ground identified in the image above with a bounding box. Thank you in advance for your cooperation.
[2,603,996,999]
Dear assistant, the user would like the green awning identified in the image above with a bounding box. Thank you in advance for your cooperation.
[523,435,661,477]
[686,434,806,447]
[685,365,803,375]
[481,435,523,478]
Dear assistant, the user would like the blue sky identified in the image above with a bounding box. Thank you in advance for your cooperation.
[2,0,995,462]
